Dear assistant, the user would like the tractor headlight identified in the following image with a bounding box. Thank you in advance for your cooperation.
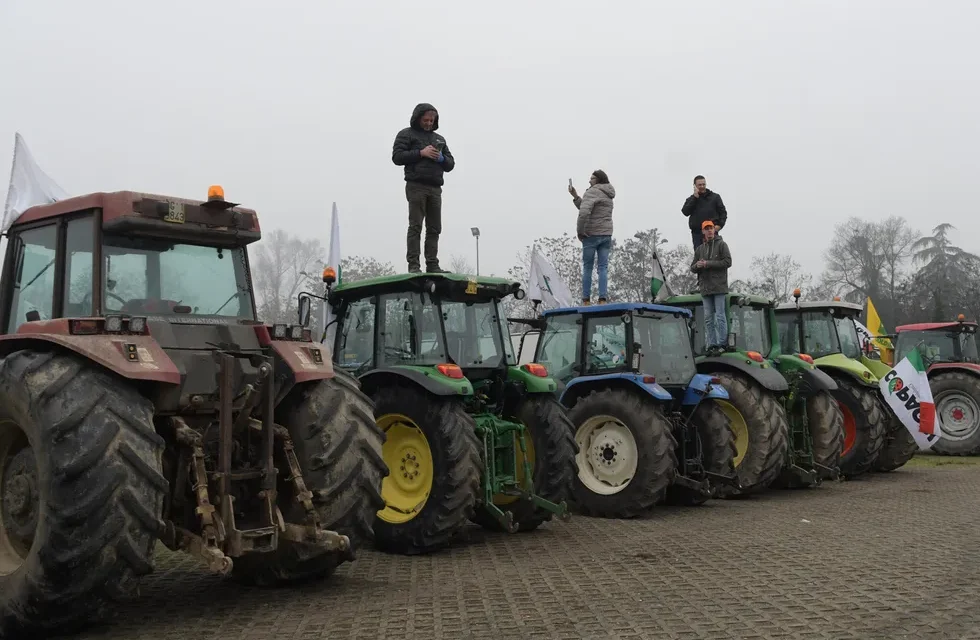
[514,288,526,300]
[104,315,123,333]
[128,316,147,334]
[273,323,288,339]
[290,325,304,340]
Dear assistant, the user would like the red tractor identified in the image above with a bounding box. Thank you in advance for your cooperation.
[893,315,980,455]
[0,188,386,636]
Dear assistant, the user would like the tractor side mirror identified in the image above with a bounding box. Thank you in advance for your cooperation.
[298,294,312,327]
[25,310,40,322]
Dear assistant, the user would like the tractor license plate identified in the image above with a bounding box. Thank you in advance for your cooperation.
[164,202,186,224]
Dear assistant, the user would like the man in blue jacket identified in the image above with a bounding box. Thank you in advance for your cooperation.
[392,103,456,273]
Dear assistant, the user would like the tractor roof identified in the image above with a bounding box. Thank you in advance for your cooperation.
[331,272,521,301]
[896,321,978,333]
[542,302,691,318]
[774,300,863,314]
[666,292,772,307]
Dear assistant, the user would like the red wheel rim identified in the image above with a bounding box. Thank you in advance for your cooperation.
[839,401,857,456]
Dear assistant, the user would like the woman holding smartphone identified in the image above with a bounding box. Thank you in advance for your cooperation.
[568,169,615,305]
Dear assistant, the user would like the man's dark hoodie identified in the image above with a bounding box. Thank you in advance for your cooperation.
[392,103,456,188]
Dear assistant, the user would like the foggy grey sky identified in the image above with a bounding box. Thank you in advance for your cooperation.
[2,0,978,283]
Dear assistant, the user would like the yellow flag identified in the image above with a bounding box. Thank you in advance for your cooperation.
[866,297,893,352]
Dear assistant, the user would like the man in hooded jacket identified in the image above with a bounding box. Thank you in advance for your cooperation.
[690,220,732,354]
[392,103,456,273]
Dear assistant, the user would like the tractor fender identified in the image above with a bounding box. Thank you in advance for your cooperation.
[559,373,672,408]
[681,373,730,406]
[253,325,336,384]
[358,366,473,398]
[928,362,980,379]
[817,364,875,387]
[696,356,789,393]
[797,366,838,395]
[0,320,180,385]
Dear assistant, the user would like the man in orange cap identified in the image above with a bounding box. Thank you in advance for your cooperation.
[691,219,732,354]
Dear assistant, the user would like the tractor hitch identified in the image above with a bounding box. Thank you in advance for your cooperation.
[705,470,742,491]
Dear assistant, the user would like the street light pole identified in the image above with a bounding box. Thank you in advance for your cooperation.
[471,227,481,275]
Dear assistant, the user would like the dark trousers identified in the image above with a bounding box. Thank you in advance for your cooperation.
[406,182,442,271]
[692,229,703,250]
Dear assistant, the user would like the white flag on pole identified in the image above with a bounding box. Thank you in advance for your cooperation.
[3,133,69,234]
[528,246,574,309]
[854,319,881,356]
[322,202,341,347]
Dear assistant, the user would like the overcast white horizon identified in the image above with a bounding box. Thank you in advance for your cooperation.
[2,0,977,283]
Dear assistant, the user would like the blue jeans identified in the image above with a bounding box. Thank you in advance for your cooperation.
[702,293,728,348]
[582,235,612,300]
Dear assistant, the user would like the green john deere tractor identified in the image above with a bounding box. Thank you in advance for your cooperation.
[666,293,844,493]
[774,297,904,476]
[301,272,576,555]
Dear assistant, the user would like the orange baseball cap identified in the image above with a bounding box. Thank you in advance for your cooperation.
[701,220,715,230]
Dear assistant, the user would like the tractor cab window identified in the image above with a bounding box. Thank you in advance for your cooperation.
[633,314,696,384]
[63,216,96,317]
[336,298,376,373]
[801,311,841,358]
[442,300,505,368]
[379,292,445,366]
[103,236,255,319]
[536,313,580,382]
[730,304,770,354]
[961,333,979,363]
[835,317,862,359]
[896,331,960,366]
[586,316,628,373]
[776,314,802,355]
[5,225,57,332]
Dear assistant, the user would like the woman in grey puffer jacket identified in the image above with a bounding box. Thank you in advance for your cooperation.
[568,169,615,304]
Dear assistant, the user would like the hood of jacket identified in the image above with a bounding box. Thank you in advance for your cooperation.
[410,103,439,131]
[593,183,616,199]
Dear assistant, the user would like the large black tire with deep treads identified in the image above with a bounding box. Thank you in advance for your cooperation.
[0,350,167,638]
[565,388,677,518]
[371,385,482,555]
[665,399,737,506]
[833,376,886,477]
[873,414,918,472]
[929,371,980,456]
[713,372,789,497]
[472,395,577,533]
[773,390,844,489]
[232,372,387,585]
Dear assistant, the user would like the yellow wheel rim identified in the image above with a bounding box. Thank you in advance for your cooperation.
[493,430,536,506]
[376,414,434,524]
[715,400,749,468]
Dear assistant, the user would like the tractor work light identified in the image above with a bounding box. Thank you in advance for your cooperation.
[290,324,303,340]
[514,288,526,300]
[272,323,288,339]
[104,315,124,333]
[129,316,148,334]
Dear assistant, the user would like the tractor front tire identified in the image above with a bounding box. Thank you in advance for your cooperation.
[565,388,677,518]
[665,399,737,506]
[371,385,482,555]
[0,350,166,638]
[473,395,578,533]
[834,376,886,477]
[713,372,789,497]
[232,372,387,585]
[930,372,980,456]
[873,416,918,472]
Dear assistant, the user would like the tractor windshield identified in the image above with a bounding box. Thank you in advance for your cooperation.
[730,304,770,354]
[835,317,863,359]
[633,314,696,385]
[801,311,842,358]
[536,313,580,382]
[442,299,510,368]
[102,235,255,319]
[896,330,980,365]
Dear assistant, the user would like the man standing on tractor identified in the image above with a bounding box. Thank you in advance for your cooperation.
[681,175,728,250]
[392,102,455,273]
[691,220,732,355]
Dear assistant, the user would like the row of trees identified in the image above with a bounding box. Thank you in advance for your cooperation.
[249,218,980,333]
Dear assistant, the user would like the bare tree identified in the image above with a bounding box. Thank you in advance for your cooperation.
[608,228,667,302]
[340,255,397,283]
[250,229,324,323]
[449,254,474,275]
[744,253,813,303]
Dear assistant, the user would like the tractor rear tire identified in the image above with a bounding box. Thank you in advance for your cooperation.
[565,388,677,518]
[665,399,737,506]
[873,416,918,472]
[809,390,845,478]
[232,372,387,585]
[930,372,980,456]
[833,376,886,477]
[371,385,482,555]
[473,395,578,533]
[0,350,166,638]
[713,372,789,497]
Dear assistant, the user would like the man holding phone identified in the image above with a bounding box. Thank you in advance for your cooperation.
[392,102,456,273]
[681,175,728,250]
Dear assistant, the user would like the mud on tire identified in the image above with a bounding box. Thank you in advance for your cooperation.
[714,372,789,497]
[665,399,737,506]
[930,371,980,456]
[472,395,578,533]
[0,350,167,638]
[232,371,387,585]
[833,376,886,477]
[371,385,482,555]
[565,388,677,519]
[873,415,918,472]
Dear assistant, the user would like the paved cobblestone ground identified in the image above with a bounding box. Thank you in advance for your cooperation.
[76,459,980,640]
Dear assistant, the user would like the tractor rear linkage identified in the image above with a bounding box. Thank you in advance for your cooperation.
[157,352,350,574]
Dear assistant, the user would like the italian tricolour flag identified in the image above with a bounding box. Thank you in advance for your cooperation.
[879,347,942,450]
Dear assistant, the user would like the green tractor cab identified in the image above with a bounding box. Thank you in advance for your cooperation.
[774,297,911,475]
[305,272,576,554]
[666,293,844,493]
[513,302,739,518]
